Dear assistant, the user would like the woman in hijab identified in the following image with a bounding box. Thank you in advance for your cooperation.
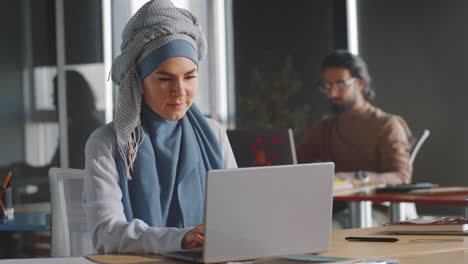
[83,0,237,254]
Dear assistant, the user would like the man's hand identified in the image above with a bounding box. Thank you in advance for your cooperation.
[335,171,361,186]
[182,224,205,249]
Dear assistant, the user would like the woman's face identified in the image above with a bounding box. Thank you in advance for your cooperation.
[142,57,198,120]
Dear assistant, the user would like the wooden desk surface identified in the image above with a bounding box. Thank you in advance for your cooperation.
[87,227,468,264]
[88,254,176,264]
[334,187,468,206]
[394,250,468,264]
[320,227,468,260]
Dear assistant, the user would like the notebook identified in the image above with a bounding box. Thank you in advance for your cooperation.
[383,216,468,234]
[226,128,297,167]
[161,162,335,263]
[375,182,438,193]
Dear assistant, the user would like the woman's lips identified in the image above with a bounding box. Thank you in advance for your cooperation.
[168,102,185,110]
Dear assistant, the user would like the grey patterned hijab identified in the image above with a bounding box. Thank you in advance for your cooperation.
[111,0,207,179]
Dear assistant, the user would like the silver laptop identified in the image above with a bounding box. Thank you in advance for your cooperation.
[162,162,334,263]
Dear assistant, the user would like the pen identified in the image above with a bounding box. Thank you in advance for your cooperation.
[0,171,12,200]
[345,236,399,242]
[0,199,5,217]
[2,171,12,189]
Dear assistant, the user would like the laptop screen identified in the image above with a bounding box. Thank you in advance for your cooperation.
[226,128,298,168]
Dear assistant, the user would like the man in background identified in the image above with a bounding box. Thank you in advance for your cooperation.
[296,50,413,227]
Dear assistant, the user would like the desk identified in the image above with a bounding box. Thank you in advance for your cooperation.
[0,211,49,231]
[395,250,468,264]
[334,186,468,228]
[4,227,468,263]
[320,227,468,260]
[84,227,468,264]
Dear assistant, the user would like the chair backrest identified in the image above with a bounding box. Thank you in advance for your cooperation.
[409,129,430,165]
[49,167,93,257]
[226,128,297,168]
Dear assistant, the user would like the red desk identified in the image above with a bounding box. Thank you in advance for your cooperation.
[334,186,468,228]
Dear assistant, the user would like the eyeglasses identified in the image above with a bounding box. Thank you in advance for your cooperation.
[318,78,356,94]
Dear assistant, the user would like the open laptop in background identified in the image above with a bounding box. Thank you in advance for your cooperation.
[226,128,297,168]
[162,162,335,263]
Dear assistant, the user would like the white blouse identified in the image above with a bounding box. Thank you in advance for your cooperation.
[82,118,237,254]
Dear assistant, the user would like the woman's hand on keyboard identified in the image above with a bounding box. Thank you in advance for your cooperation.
[182,224,205,249]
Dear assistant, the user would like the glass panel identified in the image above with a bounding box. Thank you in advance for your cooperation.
[0,0,58,206]
[0,0,106,206]
[0,0,56,259]
[56,65,106,169]
[0,0,110,258]
[60,0,106,170]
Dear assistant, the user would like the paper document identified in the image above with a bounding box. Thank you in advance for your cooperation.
[230,255,399,264]
[0,257,96,264]
[409,186,468,194]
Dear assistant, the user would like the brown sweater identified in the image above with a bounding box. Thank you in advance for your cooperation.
[297,102,412,185]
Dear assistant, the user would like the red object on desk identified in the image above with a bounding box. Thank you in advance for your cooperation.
[2,171,12,189]
[0,170,12,201]
[333,186,468,206]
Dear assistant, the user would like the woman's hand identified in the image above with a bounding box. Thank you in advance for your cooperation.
[182,224,205,249]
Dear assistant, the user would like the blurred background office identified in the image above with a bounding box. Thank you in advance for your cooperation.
[1,0,468,258]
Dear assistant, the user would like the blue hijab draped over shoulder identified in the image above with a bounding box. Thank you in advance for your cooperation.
[110,0,223,228]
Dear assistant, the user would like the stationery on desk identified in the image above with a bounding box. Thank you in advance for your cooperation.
[0,257,95,264]
[333,182,386,196]
[375,182,438,193]
[383,216,468,234]
[345,237,399,242]
[409,186,468,195]
[333,179,355,194]
[375,182,468,195]
[0,170,13,217]
[0,197,5,216]
[1,170,12,195]
[236,254,399,264]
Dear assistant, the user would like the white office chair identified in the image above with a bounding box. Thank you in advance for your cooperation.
[49,167,94,257]
[409,129,430,165]
[397,129,431,221]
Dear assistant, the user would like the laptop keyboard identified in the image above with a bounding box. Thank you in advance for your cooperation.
[171,249,203,259]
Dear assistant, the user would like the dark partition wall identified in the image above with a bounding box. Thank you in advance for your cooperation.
[0,0,24,164]
[31,0,103,66]
[232,0,345,141]
[358,0,468,214]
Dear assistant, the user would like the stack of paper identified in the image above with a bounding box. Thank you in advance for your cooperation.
[409,186,468,194]
[246,254,399,264]
[332,180,354,195]
[383,216,468,234]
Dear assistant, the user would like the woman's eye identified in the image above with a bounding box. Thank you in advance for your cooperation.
[186,75,197,80]
[158,78,171,81]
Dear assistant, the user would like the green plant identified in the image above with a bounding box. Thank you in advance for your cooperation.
[236,55,311,140]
